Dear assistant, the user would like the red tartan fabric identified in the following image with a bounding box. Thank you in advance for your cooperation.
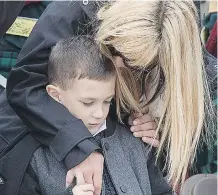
[206,21,217,58]
[25,1,40,6]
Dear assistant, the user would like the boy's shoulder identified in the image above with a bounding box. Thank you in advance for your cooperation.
[115,123,145,144]
[105,122,152,159]
[30,147,67,194]
[31,147,66,173]
[106,118,141,141]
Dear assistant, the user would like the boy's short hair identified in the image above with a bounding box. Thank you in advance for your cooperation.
[48,36,115,89]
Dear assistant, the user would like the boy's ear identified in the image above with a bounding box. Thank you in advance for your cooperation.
[46,84,62,103]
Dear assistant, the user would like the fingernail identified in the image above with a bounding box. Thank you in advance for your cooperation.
[133,132,137,137]
[130,127,134,131]
[133,120,137,125]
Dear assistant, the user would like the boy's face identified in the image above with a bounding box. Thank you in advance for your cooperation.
[47,77,115,134]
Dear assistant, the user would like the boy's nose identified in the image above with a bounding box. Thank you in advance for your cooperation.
[93,107,104,119]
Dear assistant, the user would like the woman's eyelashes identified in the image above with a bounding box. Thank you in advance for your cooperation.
[104,100,112,105]
[104,97,114,105]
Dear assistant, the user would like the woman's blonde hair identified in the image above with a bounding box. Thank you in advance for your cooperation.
[96,0,215,187]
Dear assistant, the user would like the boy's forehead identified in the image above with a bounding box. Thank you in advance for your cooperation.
[71,77,115,97]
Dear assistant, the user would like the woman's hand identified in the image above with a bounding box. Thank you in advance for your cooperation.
[129,113,159,147]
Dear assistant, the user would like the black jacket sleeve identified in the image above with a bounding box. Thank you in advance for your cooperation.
[147,148,173,195]
[6,1,100,169]
[0,1,25,36]
[19,166,42,195]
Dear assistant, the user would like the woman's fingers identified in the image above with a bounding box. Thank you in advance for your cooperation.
[141,137,160,147]
[133,130,158,139]
[130,122,157,132]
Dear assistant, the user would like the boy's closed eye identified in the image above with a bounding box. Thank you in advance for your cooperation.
[81,97,114,107]
[82,102,95,107]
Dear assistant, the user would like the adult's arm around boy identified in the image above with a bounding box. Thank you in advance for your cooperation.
[146,148,173,195]
[0,1,25,36]
[6,1,100,169]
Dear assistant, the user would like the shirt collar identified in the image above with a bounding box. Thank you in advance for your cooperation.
[93,117,117,137]
[93,120,107,136]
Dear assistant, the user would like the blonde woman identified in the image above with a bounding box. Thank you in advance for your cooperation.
[96,0,216,187]
[4,0,215,194]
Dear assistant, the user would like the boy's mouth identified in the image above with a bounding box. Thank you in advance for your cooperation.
[89,123,101,127]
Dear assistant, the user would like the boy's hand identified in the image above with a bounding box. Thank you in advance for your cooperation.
[66,152,104,195]
[129,113,160,147]
[72,172,95,195]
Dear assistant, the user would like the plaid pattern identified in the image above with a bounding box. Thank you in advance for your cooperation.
[191,98,217,176]
[201,141,217,174]
[0,51,18,78]
[200,98,217,174]
[0,1,51,79]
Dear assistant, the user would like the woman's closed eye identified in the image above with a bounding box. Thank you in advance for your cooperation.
[104,98,114,105]
[104,100,112,105]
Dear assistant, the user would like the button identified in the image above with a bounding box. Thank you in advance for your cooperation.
[82,0,88,5]
[0,176,5,185]
[104,142,110,151]
[120,186,127,193]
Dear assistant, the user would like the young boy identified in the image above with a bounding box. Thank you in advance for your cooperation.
[30,36,172,195]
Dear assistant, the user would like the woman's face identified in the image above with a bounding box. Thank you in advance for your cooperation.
[113,55,164,118]
[113,56,125,68]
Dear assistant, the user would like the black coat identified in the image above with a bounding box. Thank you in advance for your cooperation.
[6,1,104,170]
[0,1,25,36]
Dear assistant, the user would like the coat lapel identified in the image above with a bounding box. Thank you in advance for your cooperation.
[101,131,144,195]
